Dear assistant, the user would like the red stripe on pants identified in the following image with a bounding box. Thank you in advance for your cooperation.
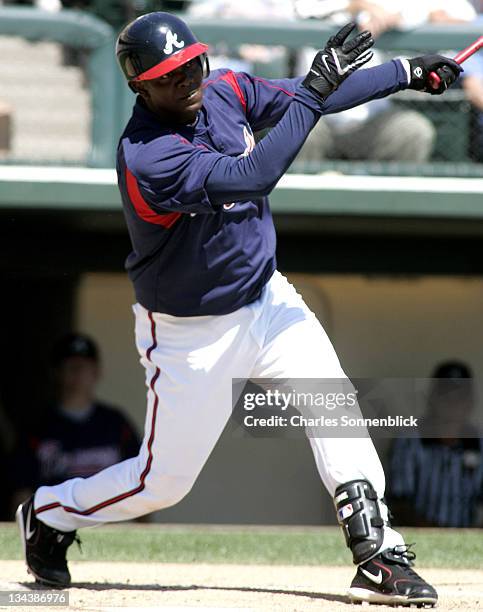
[36,312,160,517]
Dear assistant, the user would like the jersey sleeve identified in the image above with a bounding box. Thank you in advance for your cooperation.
[236,72,302,131]
[124,134,226,215]
[233,58,408,130]
[320,59,409,115]
[205,60,409,204]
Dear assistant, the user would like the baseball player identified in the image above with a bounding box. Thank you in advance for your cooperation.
[17,12,461,607]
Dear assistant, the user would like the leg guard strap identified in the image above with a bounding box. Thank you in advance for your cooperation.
[334,479,384,564]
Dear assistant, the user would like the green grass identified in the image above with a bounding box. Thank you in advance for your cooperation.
[1,523,482,569]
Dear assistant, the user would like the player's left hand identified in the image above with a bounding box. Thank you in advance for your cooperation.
[407,54,463,95]
[302,22,374,102]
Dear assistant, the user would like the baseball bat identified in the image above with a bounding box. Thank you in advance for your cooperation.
[428,36,483,89]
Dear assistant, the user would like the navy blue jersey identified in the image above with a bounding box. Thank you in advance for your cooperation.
[12,403,140,489]
[117,63,408,316]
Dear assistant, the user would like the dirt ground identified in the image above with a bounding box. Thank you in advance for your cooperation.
[0,561,481,611]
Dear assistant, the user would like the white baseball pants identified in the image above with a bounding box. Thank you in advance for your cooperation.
[34,271,403,550]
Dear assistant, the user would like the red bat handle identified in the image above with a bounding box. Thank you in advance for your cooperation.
[428,36,483,89]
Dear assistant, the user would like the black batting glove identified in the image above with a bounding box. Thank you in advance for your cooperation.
[302,22,374,102]
[407,55,463,95]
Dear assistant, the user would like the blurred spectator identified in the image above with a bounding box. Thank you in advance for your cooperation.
[187,1,294,75]
[422,0,476,24]
[459,8,483,162]
[9,333,140,514]
[35,0,63,10]
[295,1,476,164]
[186,1,436,161]
[388,361,483,528]
[462,57,483,162]
[294,0,476,28]
[187,1,479,163]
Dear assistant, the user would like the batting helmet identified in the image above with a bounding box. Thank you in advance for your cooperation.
[116,12,209,84]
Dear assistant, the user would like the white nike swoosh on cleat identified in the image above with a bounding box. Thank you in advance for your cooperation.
[360,567,383,584]
[25,505,36,540]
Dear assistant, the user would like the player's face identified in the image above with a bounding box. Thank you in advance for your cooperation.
[135,57,204,124]
[58,356,100,400]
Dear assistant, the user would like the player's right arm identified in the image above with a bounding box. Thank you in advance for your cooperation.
[205,56,461,204]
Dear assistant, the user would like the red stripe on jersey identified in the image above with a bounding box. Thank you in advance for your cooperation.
[221,72,247,111]
[126,167,181,228]
[239,74,295,98]
[35,312,161,518]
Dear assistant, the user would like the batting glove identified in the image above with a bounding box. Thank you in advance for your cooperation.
[407,55,463,95]
[302,22,374,102]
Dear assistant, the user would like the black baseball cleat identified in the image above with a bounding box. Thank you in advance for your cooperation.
[348,544,438,607]
[16,496,78,588]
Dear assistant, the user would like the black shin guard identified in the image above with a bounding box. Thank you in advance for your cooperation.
[334,480,384,564]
